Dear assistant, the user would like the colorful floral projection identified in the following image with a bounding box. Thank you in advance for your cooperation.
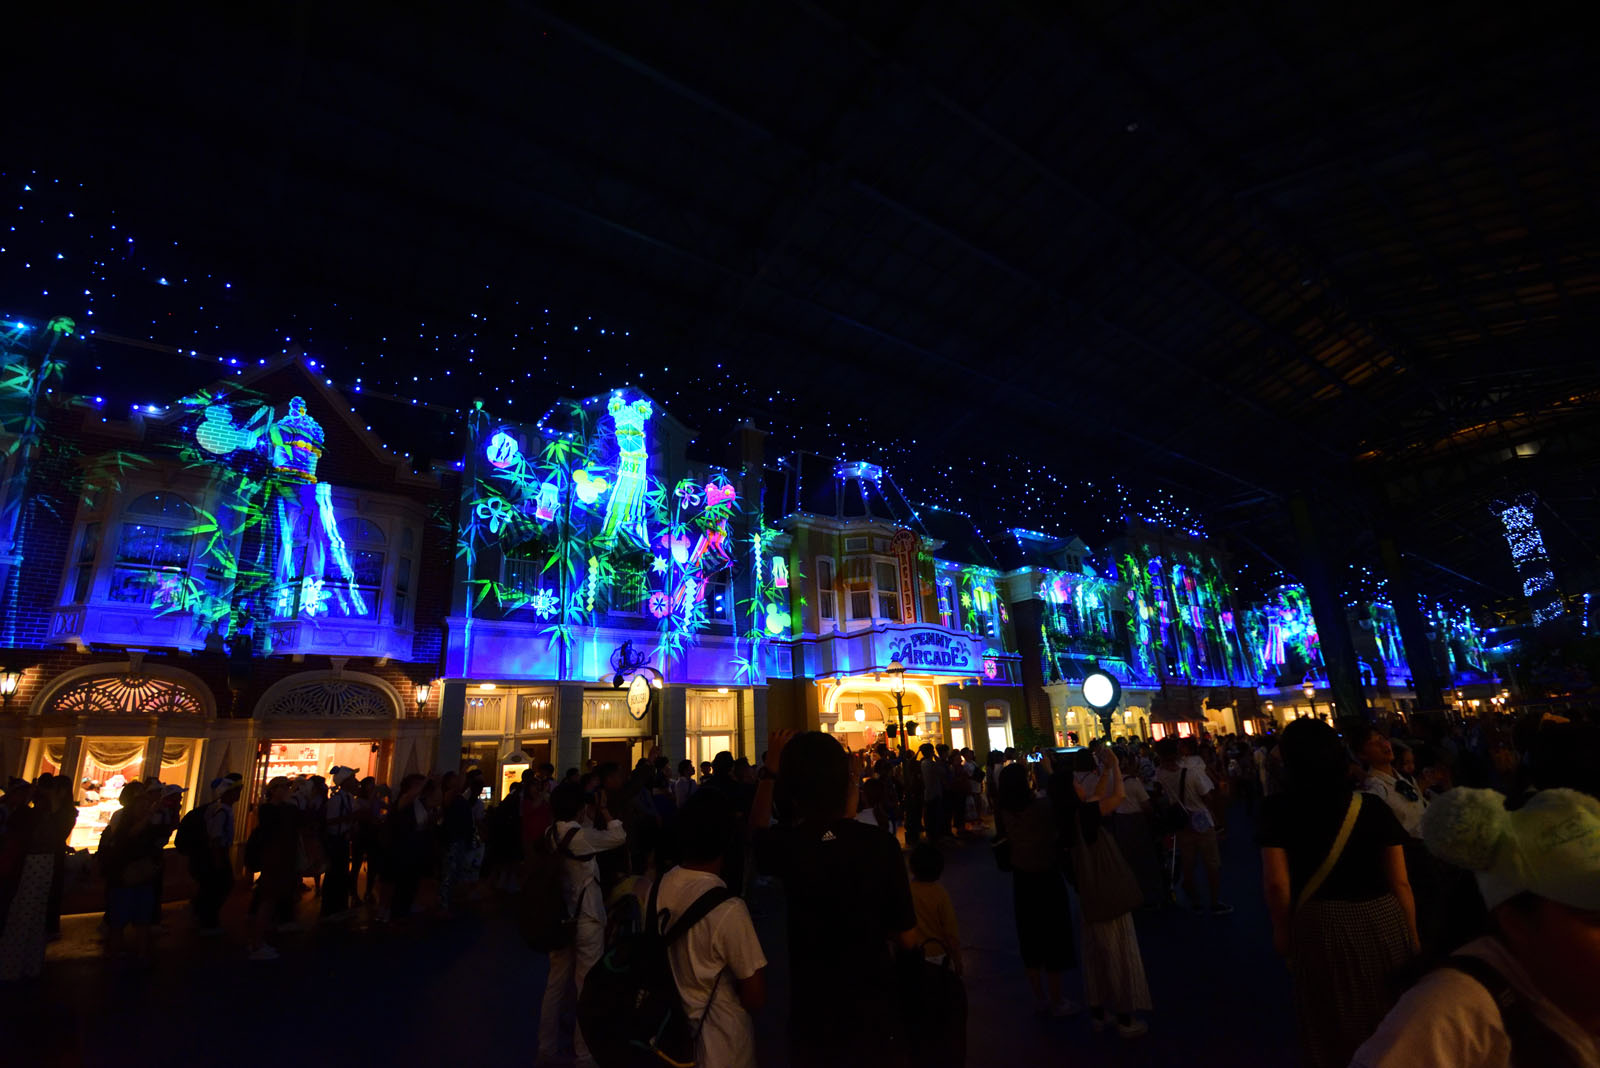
[460,390,761,680]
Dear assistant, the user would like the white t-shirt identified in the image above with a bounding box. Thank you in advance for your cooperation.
[655,866,768,1068]
[1115,777,1150,815]
[1352,935,1598,1068]
[1155,764,1213,812]
[1362,769,1427,839]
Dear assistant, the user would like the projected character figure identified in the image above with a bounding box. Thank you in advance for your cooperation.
[598,395,653,547]
[258,398,366,617]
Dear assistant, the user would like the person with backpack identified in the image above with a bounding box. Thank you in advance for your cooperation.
[649,788,767,1068]
[179,773,242,935]
[751,730,919,1068]
[1352,786,1599,1067]
[537,779,626,1068]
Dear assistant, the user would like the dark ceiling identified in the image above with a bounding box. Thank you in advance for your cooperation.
[7,1,1599,611]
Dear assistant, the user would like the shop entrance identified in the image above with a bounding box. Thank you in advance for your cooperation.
[249,738,387,814]
[588,738,638,769]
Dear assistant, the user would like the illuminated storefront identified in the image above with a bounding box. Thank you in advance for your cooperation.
[21,660,214,852]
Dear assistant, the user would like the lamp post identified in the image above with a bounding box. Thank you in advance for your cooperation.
[1082,668,1121,739]
[886,659,907,752]
[414,681,431,713]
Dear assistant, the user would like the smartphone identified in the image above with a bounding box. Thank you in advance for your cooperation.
[1027,752,1042,763]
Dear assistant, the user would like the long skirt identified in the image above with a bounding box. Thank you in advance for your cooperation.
[1081,912,1152,1015]
[1290,894,1414,1068]
[0,854,52,981]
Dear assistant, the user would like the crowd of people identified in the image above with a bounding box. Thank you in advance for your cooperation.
[1,711,1596,1067]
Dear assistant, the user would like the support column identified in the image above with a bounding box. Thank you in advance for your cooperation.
[555,682,585,776]
[744,686,767,760]
[1289,496,1371,723]
[435,681,466,773]
[1377,535,1447,715]
[659,685,688,762]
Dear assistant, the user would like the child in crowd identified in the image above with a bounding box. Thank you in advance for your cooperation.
[909,843,963,975]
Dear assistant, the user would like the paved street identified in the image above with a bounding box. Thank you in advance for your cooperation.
[8,801,1296,1067]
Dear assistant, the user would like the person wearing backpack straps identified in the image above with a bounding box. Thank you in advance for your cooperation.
[1257,719,1419,1068]
[188,774,242,936]
[537,779,626,1068]
[650,787,767,1068]
[1353,786,1600,1067]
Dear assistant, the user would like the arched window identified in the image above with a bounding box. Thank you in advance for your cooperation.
[287,511,387,618]
[108,492,196,605]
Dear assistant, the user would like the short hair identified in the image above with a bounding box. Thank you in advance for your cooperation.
[712,751,734,776]
[538,763,554,776]
[909,842,944,882]
[678,760,696,776]
[1155,737,1180,761]
[779,731,851,822]
[676,788,736,863]
[550,781,586,822]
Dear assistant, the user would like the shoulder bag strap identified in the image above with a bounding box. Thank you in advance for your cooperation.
[662,886,735,945]
[1178,767,1189,808]
[1295,794,1362,911]
[554,824,594,860]
[1442,955,1587,1068]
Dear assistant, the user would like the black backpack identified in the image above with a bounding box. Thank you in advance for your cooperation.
[174,804,209,857]
[521,826,586,952]
[578,878,734,1068]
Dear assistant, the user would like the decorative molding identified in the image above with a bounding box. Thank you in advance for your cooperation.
[255,669,402,720]
[29,660,216,718]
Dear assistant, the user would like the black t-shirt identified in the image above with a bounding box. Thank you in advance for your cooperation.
[1257,791,1409,903]
[755,818,916,1042]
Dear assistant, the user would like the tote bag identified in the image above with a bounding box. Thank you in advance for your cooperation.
[1072,811,1144,923]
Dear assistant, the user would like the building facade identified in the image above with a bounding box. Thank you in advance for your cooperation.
[0,349,453,847]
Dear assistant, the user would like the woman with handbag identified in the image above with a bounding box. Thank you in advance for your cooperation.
[1259,718,1419,1068]
[1054,747,1153,1038]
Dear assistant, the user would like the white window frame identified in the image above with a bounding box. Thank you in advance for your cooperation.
[815,555,836,626]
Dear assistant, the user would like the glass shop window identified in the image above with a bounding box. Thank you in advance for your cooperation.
[875,561,900,621]
[816,557,836,621]
[844,536,869,553]
[108,492,196,605]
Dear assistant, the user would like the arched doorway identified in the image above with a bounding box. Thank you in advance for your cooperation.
[820,677,937,751]
[27,660,213,849]
[250,668,414,804]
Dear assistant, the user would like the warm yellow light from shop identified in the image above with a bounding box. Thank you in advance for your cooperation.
[854,703,866,722]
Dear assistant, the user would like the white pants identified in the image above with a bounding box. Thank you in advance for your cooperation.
[538,914,605,1065]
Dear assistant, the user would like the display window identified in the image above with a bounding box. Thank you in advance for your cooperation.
[260,739,379,780]
[39,736,199,851]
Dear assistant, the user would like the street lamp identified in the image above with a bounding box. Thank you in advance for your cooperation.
[0,666,20,710]
[853,702,866,723]
[1082,668,1121,739]
[1302,680,1316,720]
[886,659,907,751]
[414,681,431,711]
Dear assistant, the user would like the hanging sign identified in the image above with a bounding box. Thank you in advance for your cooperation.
[626,674,652,721]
